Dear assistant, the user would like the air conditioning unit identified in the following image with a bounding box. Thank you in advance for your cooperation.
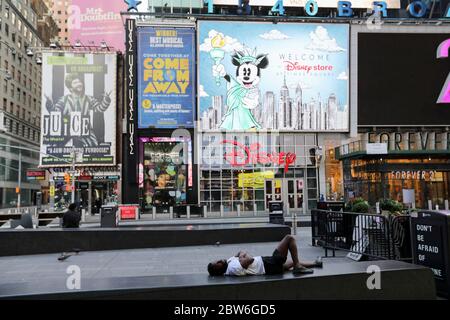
[0,111,7,132]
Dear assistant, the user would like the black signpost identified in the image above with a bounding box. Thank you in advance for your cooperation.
[411,210,450,298]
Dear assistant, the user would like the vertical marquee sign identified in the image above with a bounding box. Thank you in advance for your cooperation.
[124,18,139,202]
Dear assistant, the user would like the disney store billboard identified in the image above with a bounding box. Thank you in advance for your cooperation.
[198,21,349,132]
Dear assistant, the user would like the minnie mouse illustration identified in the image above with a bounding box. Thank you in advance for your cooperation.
[213,48,269,130]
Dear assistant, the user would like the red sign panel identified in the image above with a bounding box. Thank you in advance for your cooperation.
[26,169,46,180]
[78,175,93,181]
[119,206,138,220]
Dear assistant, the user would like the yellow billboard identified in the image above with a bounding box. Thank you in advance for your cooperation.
[238,171,275,188]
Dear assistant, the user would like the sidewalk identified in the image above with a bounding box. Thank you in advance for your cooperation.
[79,212,311,227]
[0,228,347,285]
[1,205,312,229]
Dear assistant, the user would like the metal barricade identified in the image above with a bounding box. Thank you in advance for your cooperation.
[311,209,412,261]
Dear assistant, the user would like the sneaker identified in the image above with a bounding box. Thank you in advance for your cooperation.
[293,266,314,275]
[313,257,323,268]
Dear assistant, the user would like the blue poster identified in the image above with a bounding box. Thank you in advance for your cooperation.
[198,21,349,132]
[138,27,195,128]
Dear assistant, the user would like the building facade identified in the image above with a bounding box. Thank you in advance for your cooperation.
[336,25,450,210]
[122,17,355,216]
[38,49,123,213]
[0,0,45,208]
[32,0,58,46]
[43,0,69,44]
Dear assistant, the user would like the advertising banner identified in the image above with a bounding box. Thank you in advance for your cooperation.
[238,171,275,188]
[358,33,450,126]
[198,21,349,132]
[26,169,46,181]
[67,1,127,52]
[137,26,195,128]
[40,52,117,167]
[211,0,400,9]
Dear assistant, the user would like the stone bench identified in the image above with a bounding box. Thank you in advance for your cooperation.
[37,212,63,226]
[0,223,290,256]
[0,214,22,227]
[0,260,436,299]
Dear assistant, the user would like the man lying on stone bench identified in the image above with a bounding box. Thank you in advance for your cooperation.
[208,235,322,276]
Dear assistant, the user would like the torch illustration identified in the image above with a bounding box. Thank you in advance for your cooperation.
[210,34,226,86]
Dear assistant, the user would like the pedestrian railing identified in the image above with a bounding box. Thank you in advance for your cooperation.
[311,209,412,261]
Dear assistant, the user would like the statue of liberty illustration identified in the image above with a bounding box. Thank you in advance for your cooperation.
[212,47,269,130]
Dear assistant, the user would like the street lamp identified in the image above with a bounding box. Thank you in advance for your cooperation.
[49,41,59,49]
[0,40,16,55]
[100,41,109,50]
[23,46,44,65]
[69,147,83,203]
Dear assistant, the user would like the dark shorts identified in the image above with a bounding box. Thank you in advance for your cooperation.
[262,249,287,275]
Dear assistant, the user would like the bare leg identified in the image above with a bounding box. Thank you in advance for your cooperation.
[276,235,318,269]
[299,260,320,268]
[283,260,294,271]
[276,235,302,268]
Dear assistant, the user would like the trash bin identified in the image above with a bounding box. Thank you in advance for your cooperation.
[100,204,118,228]
[269,201,284,225]
[410,210,450,298]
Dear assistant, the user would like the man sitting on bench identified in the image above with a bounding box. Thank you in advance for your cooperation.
[208,235,322,276]
[62,203,81,228]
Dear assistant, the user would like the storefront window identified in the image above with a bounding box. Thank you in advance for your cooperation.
[325,148,344,201]
[140,137,191,211]
[200,133,320,215]
[343,158,450,209]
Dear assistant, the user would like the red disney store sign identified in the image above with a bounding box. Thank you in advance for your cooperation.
[221,140,296,173]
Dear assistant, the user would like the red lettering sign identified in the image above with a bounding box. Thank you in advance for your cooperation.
[26,170,45,177]
[221,140,296,173]
[26,170,46,180]
[120,206,137,220]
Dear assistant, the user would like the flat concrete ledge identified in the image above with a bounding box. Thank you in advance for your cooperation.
[0,260,436,300]
[0,223,290,256]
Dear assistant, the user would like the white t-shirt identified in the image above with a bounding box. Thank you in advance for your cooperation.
[225,256,265,276]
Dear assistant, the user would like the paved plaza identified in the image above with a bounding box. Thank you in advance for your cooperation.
[0,228,347,287]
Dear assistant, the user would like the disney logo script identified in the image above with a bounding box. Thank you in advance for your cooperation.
[221,140,296,173]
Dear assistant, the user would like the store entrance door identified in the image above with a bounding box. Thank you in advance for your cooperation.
[265,179,282,208]
[285,179,305,212]
[265,178,305,213]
